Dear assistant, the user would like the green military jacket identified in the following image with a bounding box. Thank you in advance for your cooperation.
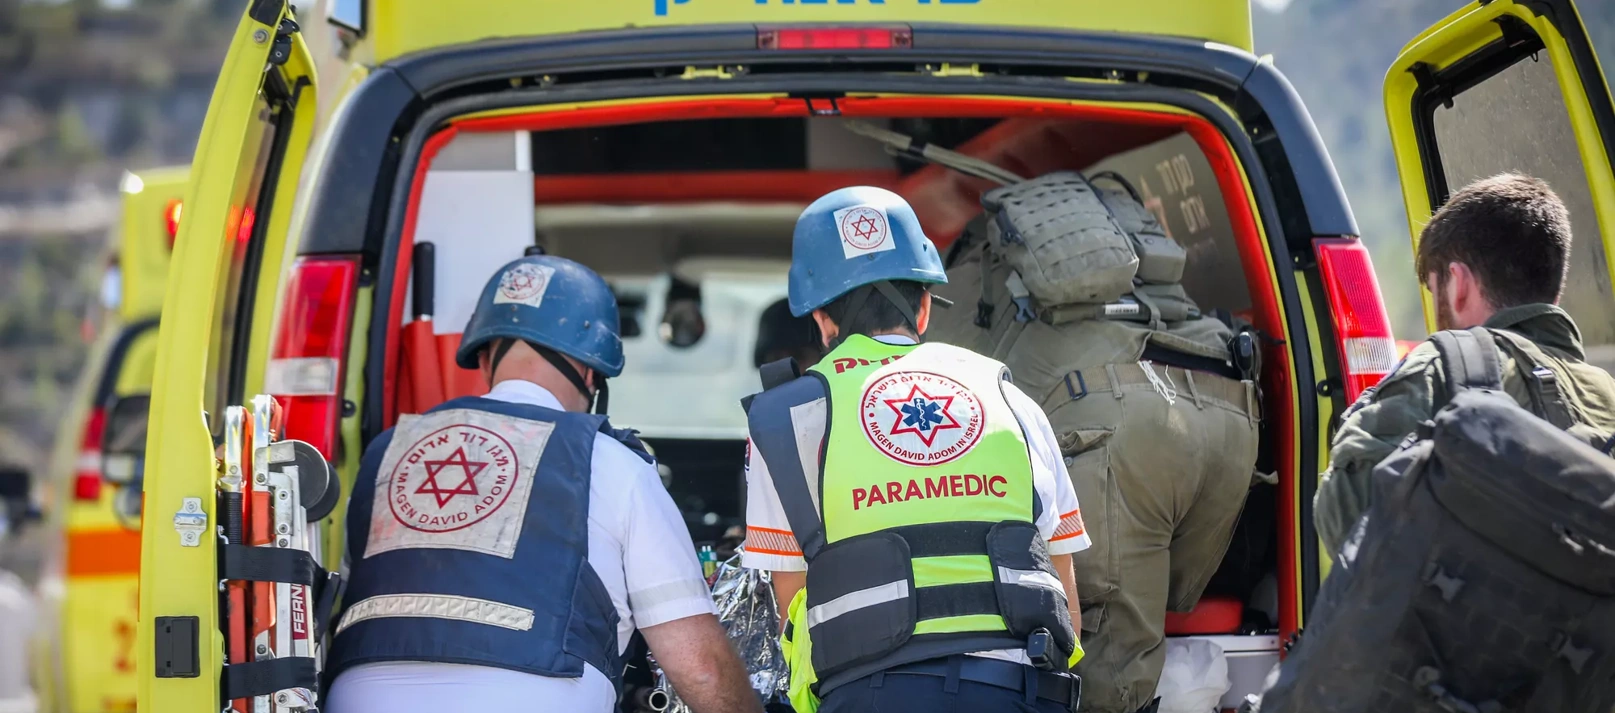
[1314,304,1615,556]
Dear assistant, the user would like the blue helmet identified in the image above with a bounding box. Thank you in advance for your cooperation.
[787,186,946,317]
[455,255,625,377]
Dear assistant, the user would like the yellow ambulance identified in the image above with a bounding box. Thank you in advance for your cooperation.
[34,167,187,713]
[133,0,1615,710]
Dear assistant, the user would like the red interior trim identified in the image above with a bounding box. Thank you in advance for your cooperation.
[390,96,1300,637]
[382,125,459,427]
[454,99,807,134]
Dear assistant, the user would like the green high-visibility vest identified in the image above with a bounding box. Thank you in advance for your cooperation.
[749,334,1080,694]
[810,335,1034,637]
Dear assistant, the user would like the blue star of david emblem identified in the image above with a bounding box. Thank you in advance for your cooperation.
[901,397,946,432]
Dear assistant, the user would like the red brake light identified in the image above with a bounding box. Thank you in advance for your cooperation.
[236,207,256,244]
[74,408,106,501]
[266,256,360,461]
[164,199,183,248]
[1315,238,1399,403]
[758,26,912,50]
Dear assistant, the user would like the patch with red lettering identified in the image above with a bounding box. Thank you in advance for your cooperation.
[388,425,517,533]
[833,204,895,259]
[366,410,552,559]
[861,370,984,466]
[492,262,555,308]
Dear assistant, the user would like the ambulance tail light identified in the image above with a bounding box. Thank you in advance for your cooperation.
[1315,238,1399,403]
[266,256,360,461]
[757,26,912,50]
[73,408,106,501]
[164,199,182,249]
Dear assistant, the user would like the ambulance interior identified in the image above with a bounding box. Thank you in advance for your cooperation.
[392,110,1286,704]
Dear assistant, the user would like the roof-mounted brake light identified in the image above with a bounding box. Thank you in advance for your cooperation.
[758,26,913,50]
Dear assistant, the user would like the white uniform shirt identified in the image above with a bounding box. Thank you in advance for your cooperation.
[742,335,1090,665]
[327,381,716,713]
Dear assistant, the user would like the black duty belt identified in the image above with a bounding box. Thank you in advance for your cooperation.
[885,655,1081,710]
[1141,343,1244,383]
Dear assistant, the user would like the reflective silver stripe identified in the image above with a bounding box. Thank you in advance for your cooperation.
[335,594,535,636]
[628,577,713,611]
[807,580,910,629]
[788,397,828,514]
[998,567,1065,598]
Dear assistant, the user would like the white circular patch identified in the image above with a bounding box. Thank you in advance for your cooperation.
[838,205,890,251]
[497,263,552,304]
[860,370,985,466]
[387,424,519,533]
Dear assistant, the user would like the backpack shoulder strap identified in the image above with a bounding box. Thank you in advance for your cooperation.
[760,357,803,392]
[1486,328,1578,430]
[741,358,805,415]
[1431,327,1504,398]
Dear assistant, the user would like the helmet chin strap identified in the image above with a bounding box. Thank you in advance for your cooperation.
[489,338,605,413]
[827,280,921,349]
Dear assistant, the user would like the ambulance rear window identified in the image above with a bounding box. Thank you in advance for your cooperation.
[402,113,1255,439]
[1427,50,1615,372]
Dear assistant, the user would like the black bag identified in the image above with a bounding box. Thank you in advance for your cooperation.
[1257,327,1615,713]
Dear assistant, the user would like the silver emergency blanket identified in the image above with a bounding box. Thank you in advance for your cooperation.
[656,551,790,712]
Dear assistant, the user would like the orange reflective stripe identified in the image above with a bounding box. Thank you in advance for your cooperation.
[1052,509,1086,541]
[66,528,143,577]
[745,525,802,556]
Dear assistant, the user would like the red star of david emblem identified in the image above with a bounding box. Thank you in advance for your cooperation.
[416,447,486,507]
[884,385,963,447]
[851,214,883,241]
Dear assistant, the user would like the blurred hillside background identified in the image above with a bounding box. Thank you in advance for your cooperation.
[0,0,1611,478]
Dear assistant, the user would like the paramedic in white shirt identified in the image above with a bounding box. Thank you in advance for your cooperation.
[741,187,1088,713]
[326,255,761,713]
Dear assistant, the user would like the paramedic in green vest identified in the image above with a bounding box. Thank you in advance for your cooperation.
[1316,173,1615,556]
[742,187,1090,712]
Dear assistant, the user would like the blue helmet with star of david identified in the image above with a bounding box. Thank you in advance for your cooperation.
[456,255,625,377]
[787,186,947,318]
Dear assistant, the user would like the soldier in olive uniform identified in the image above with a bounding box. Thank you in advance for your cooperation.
[1315,173,1615,557]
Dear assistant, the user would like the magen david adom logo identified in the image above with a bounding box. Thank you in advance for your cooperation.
[861,371,985,466]
[493,262,555,308]
[388,424,519,533]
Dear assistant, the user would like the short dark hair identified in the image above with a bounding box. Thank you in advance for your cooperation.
[820,280,929,340]
[1415,173,1571,307]
[755,298,819,368]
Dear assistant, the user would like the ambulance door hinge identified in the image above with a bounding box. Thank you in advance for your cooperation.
[154,616,200,678]
[267,17,302,67]
[800,96,842,116]
[680,65,746,81]
[1494,15,1544,54]
[1409,62,1453,110]
[924,63,983,78]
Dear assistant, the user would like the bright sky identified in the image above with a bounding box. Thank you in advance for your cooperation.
[1254,0,1294,11]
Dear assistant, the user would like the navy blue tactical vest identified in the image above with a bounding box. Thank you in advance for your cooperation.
[326,396,651,690]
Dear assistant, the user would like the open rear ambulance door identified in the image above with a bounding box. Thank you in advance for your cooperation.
[1385,0,1615,367]
[137,2,319,710]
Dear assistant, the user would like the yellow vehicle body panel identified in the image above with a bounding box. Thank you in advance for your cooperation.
[137,2,318,709]
[40,165,187,713]
[1384,0,1615,329]
[361,0,1253,63]
[118,167,188,322]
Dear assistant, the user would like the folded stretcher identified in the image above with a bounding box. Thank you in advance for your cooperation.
[217,396,344,713]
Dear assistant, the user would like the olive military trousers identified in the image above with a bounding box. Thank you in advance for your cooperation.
[1045,363,1260,713]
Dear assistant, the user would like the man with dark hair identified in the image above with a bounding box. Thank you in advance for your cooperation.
[1314,173,1615,556]
[753,297,822,371]
[742,187,1088,712]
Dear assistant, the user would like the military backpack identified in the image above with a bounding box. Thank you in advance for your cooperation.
[1256,327,1615,713]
